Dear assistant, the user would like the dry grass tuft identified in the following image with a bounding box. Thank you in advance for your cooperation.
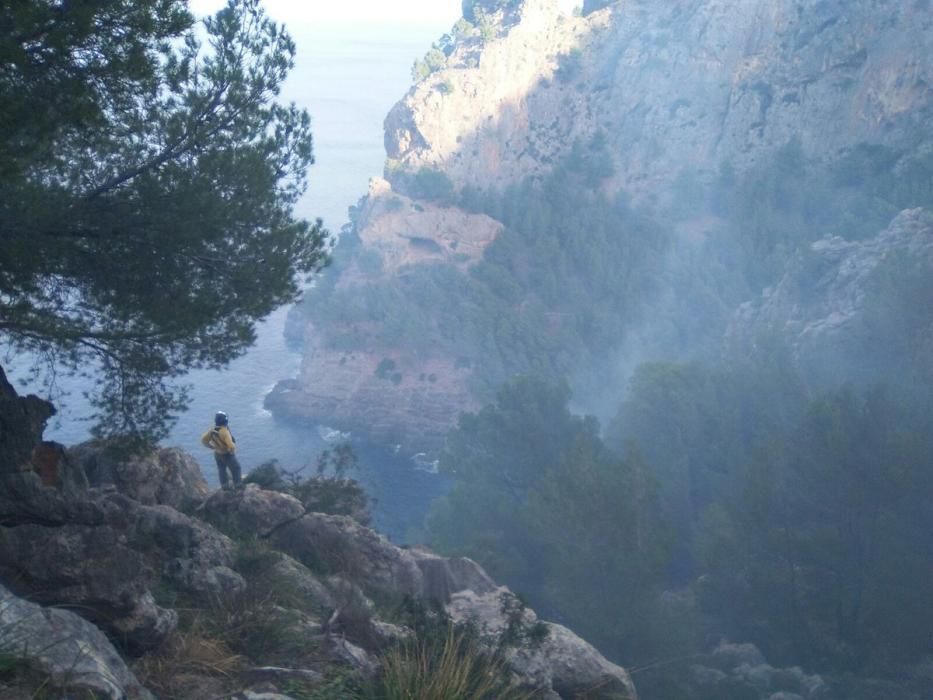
[379,623,536,700]
[134,625,244,698]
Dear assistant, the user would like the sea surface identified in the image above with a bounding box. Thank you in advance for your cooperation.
[5,22,453,543]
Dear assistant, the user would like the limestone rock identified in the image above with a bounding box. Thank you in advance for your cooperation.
[323,636,379,677]
[200,483,306,537]
[388,0,933,198]
[69,442,210,510]
[267,554,335,611]
[0,583,153,699]
[130,500,243,598]
[447,588,638,699]
[278,0,933,451]
[0,519,176,654]
[270,511,498,603]
[31,441,89,495]
[0,492,241,653]
[0,366,55,477]
[407,544,499,602]
[270,513,424,597]
[264,505,633,697]
[352,178,501,277]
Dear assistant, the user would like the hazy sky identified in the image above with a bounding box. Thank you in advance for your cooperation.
[190,0,463,26]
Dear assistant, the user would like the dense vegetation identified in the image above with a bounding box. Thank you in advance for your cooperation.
[416,135,933,698]
[305,137,666,403]
[0,0,329,442]
[291,33,933,694]
[427,357,933,698]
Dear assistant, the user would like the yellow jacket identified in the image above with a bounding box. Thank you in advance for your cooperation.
[201,425,236,454]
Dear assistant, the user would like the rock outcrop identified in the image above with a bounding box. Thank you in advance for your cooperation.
[0,374,640,700]
[265,177,497,450]
[0,583,152,699]
[0,490,243,654]
[727,208,933,383]
[69,442,210,510]
[203,484,638,698]
[448,587,638,700]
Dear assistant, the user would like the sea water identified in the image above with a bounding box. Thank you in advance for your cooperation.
[5,21,453,543]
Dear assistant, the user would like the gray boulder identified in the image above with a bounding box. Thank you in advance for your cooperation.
[270,510,498,603]
[0,583,153,699]
[0,519,177,654]
[201,483,306,537]
[267,554,335,611]
[0,492,242,654]
[256,496,636,698]
[129,500,244,598]
[447,588,638,700]
[70,442,210,510]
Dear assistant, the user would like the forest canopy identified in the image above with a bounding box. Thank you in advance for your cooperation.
[0,0,329,442]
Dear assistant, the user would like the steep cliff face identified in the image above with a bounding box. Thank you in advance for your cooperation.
[276,0,933,449]
[388,0,933,197]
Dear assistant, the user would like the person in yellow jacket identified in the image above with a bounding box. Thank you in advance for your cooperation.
[201,411,242,488]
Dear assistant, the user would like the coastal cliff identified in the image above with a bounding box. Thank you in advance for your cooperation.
[271,0,933,451]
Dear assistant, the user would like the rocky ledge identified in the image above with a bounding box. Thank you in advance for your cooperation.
[0,371,637,699]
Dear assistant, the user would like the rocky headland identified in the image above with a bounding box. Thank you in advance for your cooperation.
[269,0,933,451]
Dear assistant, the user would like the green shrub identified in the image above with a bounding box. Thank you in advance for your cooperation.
[375,358,397,378]
[411,47,447,82]
[411,167,455,204]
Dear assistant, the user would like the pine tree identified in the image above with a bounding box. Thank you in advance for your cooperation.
[0,0,329,442]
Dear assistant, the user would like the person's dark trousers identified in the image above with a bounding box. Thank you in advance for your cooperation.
[214,452,242,488]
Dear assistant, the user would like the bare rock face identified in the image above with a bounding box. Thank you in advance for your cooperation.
[386,0,592,193]
[267,553,336,611]
[270,512,425,596]
[69,442,210,510]
[130,500,243,598]
[0,583,153,700]
[726,208,933,383]
[350,178,501,277]
[268,508,497,603]
[0,491,242,654]
[388,0,933,198]
[0,518,176,655]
